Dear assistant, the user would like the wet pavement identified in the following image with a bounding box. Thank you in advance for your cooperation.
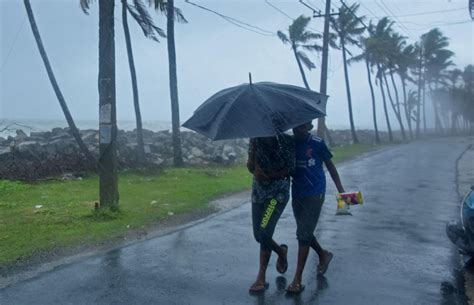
[0,138,471,305]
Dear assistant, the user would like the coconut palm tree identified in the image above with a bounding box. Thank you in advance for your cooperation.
[277,15,323,90]
[150,0,188,167]
[421,28,454,134]
[395,43,417,139]
[385,32,407,141]
[122,0,165,162]
[82,0,165,163]
[350,35,380,144]
[23,0,95,163]
[330,3,366,144]
[369,18,394,142]
[447,68,463,135]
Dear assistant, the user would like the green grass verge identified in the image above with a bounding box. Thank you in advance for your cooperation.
[0,143,381,266]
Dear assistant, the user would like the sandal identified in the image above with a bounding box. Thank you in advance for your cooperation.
[276,244,288,274]
[249,282,269,294]
[286,282,305,295]
[317,251,333,275]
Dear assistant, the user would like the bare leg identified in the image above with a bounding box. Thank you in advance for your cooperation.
[287,245,310,292]
[250,250,271,292]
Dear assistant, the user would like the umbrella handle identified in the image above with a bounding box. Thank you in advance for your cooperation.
[249,72,252,85]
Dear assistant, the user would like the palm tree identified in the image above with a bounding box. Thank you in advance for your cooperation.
[421,28,454,134]
[121,0,165,162]
[447,68,463,135]
[350,35,380,144]
[370,18,394,142]
[82,0,165,163]
[395,43,417,140]
[23,0,95,163]
[386,32,407,141]
[150,0,188,167]
[411,42,425,138]
[330,3,366,144]
[277,15,323,90]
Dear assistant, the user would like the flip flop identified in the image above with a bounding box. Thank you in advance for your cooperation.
[286,283,305,295]
[276,244,288,274]
[249,282,269,294]
[317,251,333,275]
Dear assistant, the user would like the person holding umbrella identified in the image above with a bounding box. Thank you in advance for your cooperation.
[182,78,329,294]
[286,122,345,294]
[247,128,295,294]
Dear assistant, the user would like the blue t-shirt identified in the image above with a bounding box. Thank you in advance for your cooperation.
[291,135,333,198]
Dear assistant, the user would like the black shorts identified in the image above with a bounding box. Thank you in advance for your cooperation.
[251,178,290,251]
[292,194,325,245]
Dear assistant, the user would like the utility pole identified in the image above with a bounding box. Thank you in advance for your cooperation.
[98,0,119,210]
[314,0,337,140]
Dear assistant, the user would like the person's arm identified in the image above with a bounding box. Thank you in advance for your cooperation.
[324,158,345,193]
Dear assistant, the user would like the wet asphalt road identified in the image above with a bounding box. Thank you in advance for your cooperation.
[0,138,470,305]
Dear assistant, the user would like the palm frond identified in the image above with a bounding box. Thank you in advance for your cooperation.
[288,15,311,42]
[301,44,323,52]
[128,0,166,42]
[277,31,290,45]
[148,0,188,23]
[297,51,316,70]
[80,0,94,15]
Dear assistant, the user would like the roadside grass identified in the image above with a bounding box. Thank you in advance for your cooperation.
[0,143,381,267]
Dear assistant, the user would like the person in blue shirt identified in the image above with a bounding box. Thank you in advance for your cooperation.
[286,122,345,294]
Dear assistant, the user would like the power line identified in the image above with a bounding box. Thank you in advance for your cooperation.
[264,0,293,20]
[0,16,27,73]
[377,0,413,37]
[394,7,466,18]
[184,0,275,37]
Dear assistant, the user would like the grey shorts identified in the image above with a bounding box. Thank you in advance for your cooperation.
[292,194,325,245]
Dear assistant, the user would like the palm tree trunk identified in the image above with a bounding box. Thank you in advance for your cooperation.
[388,70,406,140]
[292,45,310,90]
[341,44,358,144]
[365,58,380,144]
[400,76,413,140]
[98,0,119,209]
[377,66,393,142]
[167,0,183,167]
[23,0,95,164]
[422,79,427,134]
[122,0,145,162]
[415,55,423,138]
[383,72,405,140]
[432,81,444,135]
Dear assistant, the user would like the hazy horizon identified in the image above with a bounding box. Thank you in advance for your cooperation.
[1,0,473,131]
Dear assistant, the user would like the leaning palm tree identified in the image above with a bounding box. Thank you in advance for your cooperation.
[385,32,407,141]
[277,15,323,90]
[23,0,95,163]
[121,0,165,162]
[421,28,454,134]
[370,17,398,142]
[149,0,188,167]
[330,3,366,144]
[447,68,463,135]
[395,43,417,140]
[350,35,380,144]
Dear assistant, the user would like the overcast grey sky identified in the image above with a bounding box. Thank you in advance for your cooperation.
[0,0,472,130]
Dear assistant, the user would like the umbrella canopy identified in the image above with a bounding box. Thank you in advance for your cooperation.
[182,82,328,140]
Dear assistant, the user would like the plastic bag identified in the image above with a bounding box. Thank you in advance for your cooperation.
[336,191,363,215]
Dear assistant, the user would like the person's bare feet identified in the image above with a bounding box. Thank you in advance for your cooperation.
[286,281,305,294]
[317,250,333,275]
[249,280,269,293]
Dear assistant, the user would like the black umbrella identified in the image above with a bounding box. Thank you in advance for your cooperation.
[182,81,328,140]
